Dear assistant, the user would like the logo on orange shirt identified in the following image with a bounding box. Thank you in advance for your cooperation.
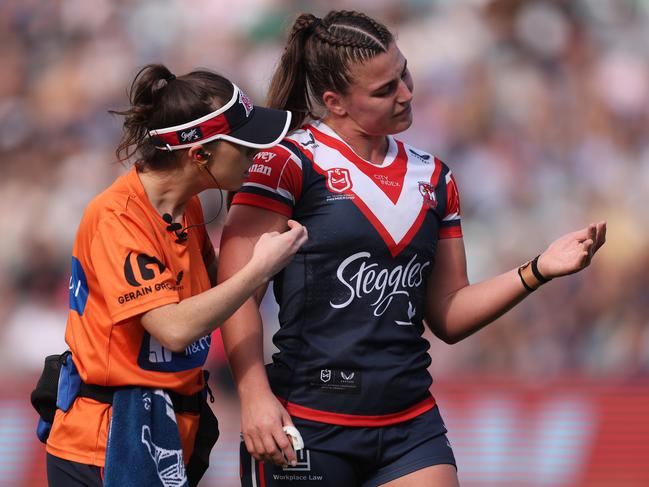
[124,252,166,287]
[69,256,89,315]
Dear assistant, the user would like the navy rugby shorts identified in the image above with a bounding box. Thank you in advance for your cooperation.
[240,405,456,487]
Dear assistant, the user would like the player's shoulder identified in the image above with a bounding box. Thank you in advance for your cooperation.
[284,124,317,148]
[394,138,443,164]
[280,124,322,160]
[247,127,316,178]
[250,139,302,169]
[398,139,450,171]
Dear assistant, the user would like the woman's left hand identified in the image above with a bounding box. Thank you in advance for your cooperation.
[537,221,607,279]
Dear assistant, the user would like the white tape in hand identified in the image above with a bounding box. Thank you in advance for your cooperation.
[282,425,304,451]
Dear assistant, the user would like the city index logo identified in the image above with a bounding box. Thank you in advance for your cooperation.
[124,252,166,287]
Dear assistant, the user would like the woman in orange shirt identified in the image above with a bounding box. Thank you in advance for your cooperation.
[44,63,307,486]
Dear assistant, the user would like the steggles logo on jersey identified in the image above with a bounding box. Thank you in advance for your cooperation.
[418,181,437,209]
[330,252,430,323]
[326,168,352,193]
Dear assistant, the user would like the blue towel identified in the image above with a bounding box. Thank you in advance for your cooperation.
[104,388,189,487]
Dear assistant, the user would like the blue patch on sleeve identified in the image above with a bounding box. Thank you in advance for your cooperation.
[69,256,89,315]
[137,332,211,372]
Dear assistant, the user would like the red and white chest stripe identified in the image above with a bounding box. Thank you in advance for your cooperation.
[289,126,443,257]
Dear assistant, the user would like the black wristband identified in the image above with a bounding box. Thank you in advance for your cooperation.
[531,255,551,283]
[517,265,535,293]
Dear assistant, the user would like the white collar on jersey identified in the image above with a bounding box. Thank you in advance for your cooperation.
[311,120,399,168]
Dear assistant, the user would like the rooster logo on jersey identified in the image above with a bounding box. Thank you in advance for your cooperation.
[418,181,437,209]
[326,168,352,193]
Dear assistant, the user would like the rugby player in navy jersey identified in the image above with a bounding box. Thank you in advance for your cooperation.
[218,10,606,487]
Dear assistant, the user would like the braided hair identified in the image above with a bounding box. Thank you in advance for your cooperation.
[267,10,394,130]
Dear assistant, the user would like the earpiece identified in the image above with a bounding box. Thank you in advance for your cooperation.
[196,148,212,161]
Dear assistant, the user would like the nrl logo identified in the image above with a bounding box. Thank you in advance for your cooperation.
[320,369,331,382]
[239,91,253,117]
[418,181,437,209]
[326,168,352,193]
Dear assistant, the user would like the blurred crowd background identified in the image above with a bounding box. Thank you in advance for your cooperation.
[1,0,648,485]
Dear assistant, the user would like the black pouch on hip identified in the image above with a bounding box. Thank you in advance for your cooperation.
[30,351,71,442]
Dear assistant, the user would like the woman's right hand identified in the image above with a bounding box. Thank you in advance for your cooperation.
[240,389,298,467]
[249,219,308,281]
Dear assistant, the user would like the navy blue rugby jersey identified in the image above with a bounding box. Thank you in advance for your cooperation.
[232,120,462,426]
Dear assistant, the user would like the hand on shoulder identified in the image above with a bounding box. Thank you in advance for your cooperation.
[250,220,308,281]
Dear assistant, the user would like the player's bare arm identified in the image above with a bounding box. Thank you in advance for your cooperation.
[141,219,306,352]
[219,204,299,467]
[426,222,607,343]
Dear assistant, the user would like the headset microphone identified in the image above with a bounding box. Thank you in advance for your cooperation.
[162,213,188,243]
[161,152,223,243]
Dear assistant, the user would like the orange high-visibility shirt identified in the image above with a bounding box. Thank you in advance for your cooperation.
[47,167,216,466]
